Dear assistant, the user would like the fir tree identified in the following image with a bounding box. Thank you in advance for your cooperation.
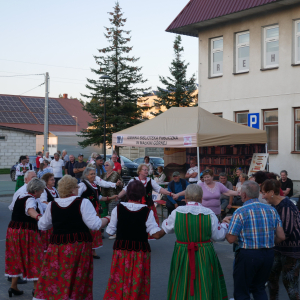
[78,2,149,148]
[152,35,197,116]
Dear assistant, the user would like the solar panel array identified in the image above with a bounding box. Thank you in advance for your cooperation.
[0,95,76,126]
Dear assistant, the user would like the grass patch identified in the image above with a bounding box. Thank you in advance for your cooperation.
[0,169,10,174]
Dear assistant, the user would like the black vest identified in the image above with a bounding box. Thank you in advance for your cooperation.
[45,188,58,202]
[9,195,40,232]
[114,204,151,252]
[81,180,100,210]
[50,197,92,245]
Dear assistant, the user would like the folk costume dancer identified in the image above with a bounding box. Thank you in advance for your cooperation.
[33,175,110,300]
[15,156,29,191]
[5,178,46,297]
[163,184,229,300]
[104,180,165,300]
[117,163,174,240]
[39,173,59,252]
[78,167,120,258]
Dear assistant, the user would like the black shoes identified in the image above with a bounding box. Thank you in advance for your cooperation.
[32,289,35,296]
[8,288,23,297]
[7,277,27,284]
[93,255,100,259]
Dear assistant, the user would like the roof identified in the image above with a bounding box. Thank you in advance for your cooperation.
[112,107,267,148]
[0,94,93,133]
[0,125,41,135]
[166,0,299,36]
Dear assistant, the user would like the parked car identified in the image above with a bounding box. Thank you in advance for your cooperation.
[88,154,139,180]
[133,156,164,175]
[10,155,38,181]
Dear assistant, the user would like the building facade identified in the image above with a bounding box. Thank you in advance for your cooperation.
[167,0,300,185]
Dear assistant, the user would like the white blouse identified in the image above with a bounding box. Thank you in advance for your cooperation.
[40,187,59,203]
[154,172,166,184]
[9,184,28,211]
[162,202,228,241]
[9,192,45,216]
[106,202,161,236]
[123,177,161,193]
[15,163,28,179]
[38,196,102,231]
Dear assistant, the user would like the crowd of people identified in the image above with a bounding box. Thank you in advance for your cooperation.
[5,151,300,300]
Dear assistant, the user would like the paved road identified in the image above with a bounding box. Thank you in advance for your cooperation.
[0,174,15,197]
[0,196,289,300]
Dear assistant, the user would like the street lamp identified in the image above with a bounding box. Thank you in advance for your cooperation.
[100,74,111,161]
[72,116,78,132]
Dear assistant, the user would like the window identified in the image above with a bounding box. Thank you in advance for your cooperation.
[263,109,278,152]
[213,113,223,118]
[235,31,250,73]
[263,25,279,68]
[294,20,300,64]
[235,111,249,125]
[294,108,300,151]
[0,136,5,140]
[210,37,223,77]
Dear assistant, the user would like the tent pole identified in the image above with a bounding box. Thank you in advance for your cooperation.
[197,146,200,182]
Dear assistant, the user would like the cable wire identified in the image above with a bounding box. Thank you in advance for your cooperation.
[20,82,45,95]
[0,73,44,78]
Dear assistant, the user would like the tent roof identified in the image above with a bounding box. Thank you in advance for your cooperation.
[112,107,267,148]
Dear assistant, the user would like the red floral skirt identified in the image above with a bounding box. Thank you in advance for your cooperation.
[5,227,44,280]
[148,205,159,240]
[91,229,103,249]
[40,228,53,252]
[34,241,93,300]
[104,249,151,300]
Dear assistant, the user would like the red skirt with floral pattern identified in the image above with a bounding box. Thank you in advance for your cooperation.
[5,227,44,280]
[40,228,53,252]
[91,229,103,249]
[104,249,151,300]
[148,205,159,240]
[34,241,93,300]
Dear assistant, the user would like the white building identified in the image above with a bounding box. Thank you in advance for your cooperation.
[167,0,300,184]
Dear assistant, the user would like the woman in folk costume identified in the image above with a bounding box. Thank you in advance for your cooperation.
[39,173,59,252]
[5,178,46,297]
[33,175,111,300]
[162,184,229,300]
[117,164,174,235]
[78,167,121,258]
[104,180,165,300]
[15,155,29,191]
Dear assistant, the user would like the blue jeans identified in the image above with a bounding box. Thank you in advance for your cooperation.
[234,248,274,300]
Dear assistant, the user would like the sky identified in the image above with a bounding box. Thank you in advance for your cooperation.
[0,0,198,101]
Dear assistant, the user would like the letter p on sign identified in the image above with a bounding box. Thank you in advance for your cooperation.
[247,113,259,129]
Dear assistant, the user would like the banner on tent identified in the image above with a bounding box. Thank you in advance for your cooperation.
[113,134,197,148]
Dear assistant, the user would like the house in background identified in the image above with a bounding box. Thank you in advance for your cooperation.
[167,0,300,185]
[0,93,103,168]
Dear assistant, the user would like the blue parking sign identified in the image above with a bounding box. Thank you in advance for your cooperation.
[248,113,259,129]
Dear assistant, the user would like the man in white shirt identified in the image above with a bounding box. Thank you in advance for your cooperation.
[43,151,52,162]
[50,152,65,187]
[185,158,198,184]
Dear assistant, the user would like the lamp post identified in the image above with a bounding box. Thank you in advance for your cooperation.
[72,116,78,132]
[100,74,111,161]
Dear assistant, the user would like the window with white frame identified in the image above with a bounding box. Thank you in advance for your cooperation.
[211,37,223,76]
[263,25,279,68]
[263,109,278,152]
[235,31,250,72]
[294,20,300,64]
[294,108,300,151]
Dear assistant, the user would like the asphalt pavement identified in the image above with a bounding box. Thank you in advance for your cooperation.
[0,196,289,300]
[0,174,15,197]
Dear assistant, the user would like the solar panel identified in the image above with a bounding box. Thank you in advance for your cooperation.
[20,97,69,114]
[0,95,27,112]
[34,113,76,125]
[0,111,38,124]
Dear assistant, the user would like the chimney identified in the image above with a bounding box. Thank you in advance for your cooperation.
[63,94,68,99]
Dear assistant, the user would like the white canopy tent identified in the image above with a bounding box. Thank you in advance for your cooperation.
[112,107,267,176]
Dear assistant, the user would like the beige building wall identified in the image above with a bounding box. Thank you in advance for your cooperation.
[197,5,300,186]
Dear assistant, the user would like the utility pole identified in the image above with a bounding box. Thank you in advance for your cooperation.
[44,72,49,153]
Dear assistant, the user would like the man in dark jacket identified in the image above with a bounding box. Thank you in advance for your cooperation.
[166,171,189,214]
